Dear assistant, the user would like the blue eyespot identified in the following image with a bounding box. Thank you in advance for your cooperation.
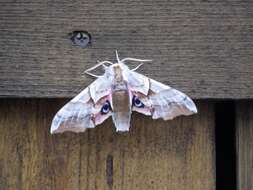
[133,96,145,108]
[101,100,111,114]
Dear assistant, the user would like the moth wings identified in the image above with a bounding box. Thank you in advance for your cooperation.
[128,71,197,120]
[51,52,198,134]
[51,75,113,134]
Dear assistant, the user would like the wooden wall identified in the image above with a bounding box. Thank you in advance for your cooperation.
[0,99,215,190]
[0,0,253,189]
[236,102,253,190]
[0,0,253,98]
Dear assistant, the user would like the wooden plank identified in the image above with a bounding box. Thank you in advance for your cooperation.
[0,0,253,98]
[236,102,253,190]
[0,99,215,190]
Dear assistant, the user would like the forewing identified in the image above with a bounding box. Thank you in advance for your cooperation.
[127,71,150,95]
[129,72,197,120]
[51,76,113,134]
[148,87,197,120]
[51,98,94,134]
[89,75,112,103]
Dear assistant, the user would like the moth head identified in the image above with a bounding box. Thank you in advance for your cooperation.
[104,63,130,83]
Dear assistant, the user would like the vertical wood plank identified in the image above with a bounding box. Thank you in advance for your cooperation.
[0,100,215,190]
[236,102,253,190]
[0,99,82,190]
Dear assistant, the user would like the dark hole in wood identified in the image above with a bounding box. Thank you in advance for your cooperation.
[215,101,236,190]
[68,31,92,48]
[106,154,113,188]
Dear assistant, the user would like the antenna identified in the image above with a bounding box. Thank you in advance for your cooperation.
[115,50,120,63]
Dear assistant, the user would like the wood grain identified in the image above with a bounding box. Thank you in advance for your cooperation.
[236,102,253,190]
[0,99,215,190]
[0,0,253,98]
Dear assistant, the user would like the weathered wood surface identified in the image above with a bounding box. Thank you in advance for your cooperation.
[0,0,253,98]
[236,102,253,190]
[0,99,215,190]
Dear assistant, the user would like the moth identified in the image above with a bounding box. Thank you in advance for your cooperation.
[51,51,197,134]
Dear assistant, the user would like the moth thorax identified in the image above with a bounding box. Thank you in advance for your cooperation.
[112,64,127,91]
[113,64,123,82]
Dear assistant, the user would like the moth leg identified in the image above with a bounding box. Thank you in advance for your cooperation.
[97,60,114,66]
[85,62,108,72]
[131,63,144,71]
[96,60,114,70]
[121,57,152,63]
[83,61,114,78]
[83,71,101,78]
[115,50,151,64]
